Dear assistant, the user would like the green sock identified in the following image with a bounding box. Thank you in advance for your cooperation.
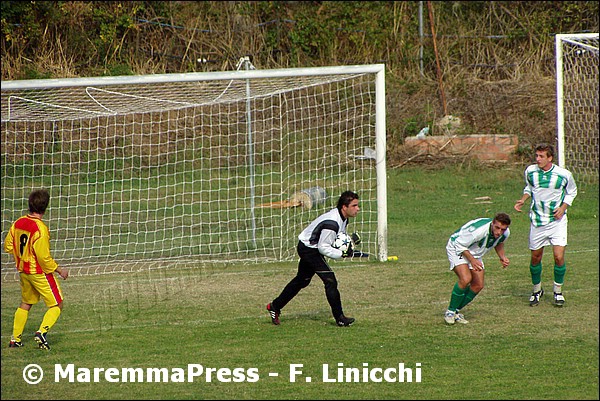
[458,288,479,310]
[554,264,566,286]
[448,283,467,312]
[530,263,542,285]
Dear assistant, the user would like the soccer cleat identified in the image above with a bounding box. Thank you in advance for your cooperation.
[454,313,469,324]
[529,289,544,307]
[8,340,23,348]
[444,310,456,325]
[336,315,355,327]
[554,292,565,307]
[266,303,280,325]
[34,331,50,350]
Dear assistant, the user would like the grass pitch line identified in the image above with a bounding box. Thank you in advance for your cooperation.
[2,285,595,340]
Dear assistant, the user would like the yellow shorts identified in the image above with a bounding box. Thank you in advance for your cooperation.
[19,272,64,307]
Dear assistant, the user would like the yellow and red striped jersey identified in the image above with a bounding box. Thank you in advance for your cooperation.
[4,215,59,274]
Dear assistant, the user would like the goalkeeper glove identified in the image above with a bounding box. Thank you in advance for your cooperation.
[341,242,354,258]
[351,232,361,245]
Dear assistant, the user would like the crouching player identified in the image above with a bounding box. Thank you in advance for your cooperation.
[443,212,511,325]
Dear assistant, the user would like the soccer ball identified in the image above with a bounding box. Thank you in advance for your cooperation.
[332,232,352,253]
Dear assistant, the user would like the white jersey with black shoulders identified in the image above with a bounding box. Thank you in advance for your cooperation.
[298,208,347,259]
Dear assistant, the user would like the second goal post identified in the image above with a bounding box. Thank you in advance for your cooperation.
[555,33,599,185]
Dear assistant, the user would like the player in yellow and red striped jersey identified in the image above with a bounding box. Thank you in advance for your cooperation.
[4,188,68,350]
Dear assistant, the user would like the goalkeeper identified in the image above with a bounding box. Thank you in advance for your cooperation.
[443,212,511,325]
[267,190,360,327]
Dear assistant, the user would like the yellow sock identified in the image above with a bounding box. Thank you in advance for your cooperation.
[39,306,61,333]
[13,307,29,342]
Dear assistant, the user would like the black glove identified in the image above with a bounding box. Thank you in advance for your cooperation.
[351,232,361,245]
[341,242,354,258]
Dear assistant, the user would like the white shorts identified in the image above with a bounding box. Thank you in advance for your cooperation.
[446,246,484,271]
[529,216,568,250]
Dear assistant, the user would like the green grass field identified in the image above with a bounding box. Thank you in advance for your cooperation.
[1,164,598,400]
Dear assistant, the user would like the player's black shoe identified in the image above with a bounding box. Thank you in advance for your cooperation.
[529,289,544,307]
[554,292,565,307]
[266,303,280,325]
[34,331,50,350]
[8,340,23,348]
[336,315,355,327]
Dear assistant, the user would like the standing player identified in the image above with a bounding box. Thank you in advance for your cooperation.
[514,143,578,307]
[443,213,511,325]
[266,190,359,327]
[4,189,68,349]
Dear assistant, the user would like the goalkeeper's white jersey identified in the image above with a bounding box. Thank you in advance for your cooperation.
[522,163,578,227]
[446,218,510,259]
[298,208,348,259]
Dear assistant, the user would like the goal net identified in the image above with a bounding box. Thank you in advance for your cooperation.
[1,64,388,279]
[555,33,599,185]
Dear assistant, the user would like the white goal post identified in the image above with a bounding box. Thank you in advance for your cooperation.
[555,33,599,185]
[1,64,388,277]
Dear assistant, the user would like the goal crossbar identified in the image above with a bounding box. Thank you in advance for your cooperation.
[1,64,386,90]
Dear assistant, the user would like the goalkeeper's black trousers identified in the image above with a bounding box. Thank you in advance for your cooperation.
[271,241,344,319]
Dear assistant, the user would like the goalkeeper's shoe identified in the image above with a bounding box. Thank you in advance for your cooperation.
[553,292,565,307]
[336,315,355,327]
[8,340,23,348]
[529,289,544,307]
[444,310,456,325]
[34,331,50,350]
[266,303,280,325]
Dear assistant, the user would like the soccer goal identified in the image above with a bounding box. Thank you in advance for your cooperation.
[1,63,388,277]
[555,33,599,185]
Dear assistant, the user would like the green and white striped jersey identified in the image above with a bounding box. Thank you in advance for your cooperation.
[447,218,510,259]
[522,163,578,227]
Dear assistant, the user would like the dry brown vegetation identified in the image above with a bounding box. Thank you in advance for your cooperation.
[1,1,598,165]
